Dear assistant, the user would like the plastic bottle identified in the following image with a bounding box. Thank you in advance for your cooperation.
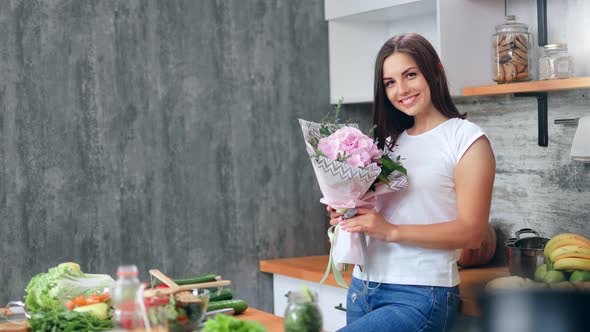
[112,265,143,331]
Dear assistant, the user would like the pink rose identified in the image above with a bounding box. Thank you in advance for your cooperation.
[317,126,381,168]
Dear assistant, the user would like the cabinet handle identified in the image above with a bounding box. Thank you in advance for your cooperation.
[334,303,347,312]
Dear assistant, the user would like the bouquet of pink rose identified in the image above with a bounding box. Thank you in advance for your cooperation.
[299,101,408,288]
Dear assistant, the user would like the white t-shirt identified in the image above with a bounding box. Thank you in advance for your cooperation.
[352,118,486,287]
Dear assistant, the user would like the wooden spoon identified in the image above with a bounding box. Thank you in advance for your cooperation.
[149,269,180,290]
[144,279,231,298]
[148,269,201,303]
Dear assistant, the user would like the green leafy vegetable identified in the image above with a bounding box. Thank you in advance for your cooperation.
[24,262,115,312]
[201,314,269,332]
[28,310,112,332]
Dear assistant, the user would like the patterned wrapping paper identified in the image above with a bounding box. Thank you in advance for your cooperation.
[299,119,408,272]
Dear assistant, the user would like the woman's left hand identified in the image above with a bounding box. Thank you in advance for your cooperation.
[332,207,397,242]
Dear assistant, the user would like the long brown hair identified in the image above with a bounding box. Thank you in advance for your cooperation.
[372,33,465,150]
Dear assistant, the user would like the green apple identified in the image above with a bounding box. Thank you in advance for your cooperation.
[534,264,548,282]
[569,270,590,282]
[543,270,567,283]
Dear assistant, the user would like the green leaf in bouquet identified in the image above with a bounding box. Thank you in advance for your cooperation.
[369,154,407,191]
[336,152,350,163]
[308,137,319,148]
[312,145,327,159]
[368,124,377,137]
[321,97,344,125]
[377,175,390,185]
[319,126,332,137]
[378,154,407,175]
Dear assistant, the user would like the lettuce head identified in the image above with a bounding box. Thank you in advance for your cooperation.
[24,262,114,312]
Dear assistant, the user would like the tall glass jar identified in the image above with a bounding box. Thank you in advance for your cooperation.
[539,43,574,80]
[491,15,534,83]
[283,290,322,332]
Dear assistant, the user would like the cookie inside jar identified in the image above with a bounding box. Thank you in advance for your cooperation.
[491,16,533,83]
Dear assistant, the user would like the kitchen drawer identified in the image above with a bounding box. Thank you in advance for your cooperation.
[319,283,348,331]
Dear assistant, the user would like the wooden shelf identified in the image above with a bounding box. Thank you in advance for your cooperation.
[462,77,590,97]
[260,256,509,317]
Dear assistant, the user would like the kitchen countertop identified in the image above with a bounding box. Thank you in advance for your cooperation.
[240,308,284,331]
[0,308,285,332]
[260,255,510,317]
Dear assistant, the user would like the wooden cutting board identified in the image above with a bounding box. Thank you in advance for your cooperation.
[0,308,29,332]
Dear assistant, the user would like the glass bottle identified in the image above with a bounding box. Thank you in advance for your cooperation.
[284,290,322,332]
[112,265,143,331]
[539,43,574,80]
[491,15,534,83]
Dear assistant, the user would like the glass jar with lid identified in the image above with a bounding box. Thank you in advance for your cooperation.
[539,43,574,80]
[491,15,534,83]
[284,290,322,332]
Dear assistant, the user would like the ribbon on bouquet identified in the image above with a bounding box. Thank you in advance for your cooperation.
[319,208,371,299]
[319,224,351,289]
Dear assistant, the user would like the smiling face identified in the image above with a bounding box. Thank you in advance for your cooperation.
[382,52,435,118]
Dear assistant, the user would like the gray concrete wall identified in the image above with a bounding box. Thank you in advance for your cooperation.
[456,92,590,265]
[0,0,330,312]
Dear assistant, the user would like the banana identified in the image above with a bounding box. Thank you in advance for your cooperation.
[550,244,590,262]
[553,257,590,271]
[543,233,590,259]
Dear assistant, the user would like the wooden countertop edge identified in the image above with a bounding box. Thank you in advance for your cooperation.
[240,307,284,332]
[260,255,510,317]
[0,308,284,332]
[260,255,353,288]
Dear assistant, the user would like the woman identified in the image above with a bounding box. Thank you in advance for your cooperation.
[329,33,495,331]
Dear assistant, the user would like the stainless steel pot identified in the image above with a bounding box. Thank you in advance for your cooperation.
[505,228,549,279]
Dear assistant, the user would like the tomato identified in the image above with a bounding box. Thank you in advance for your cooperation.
[85,297,100,304]
[144,296,170,308]
[97,292,110,302]
[65,292,111,310]
[64,300,75,310]
[72,295,87,307]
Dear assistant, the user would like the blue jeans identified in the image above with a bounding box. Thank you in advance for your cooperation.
[337,277,461,332]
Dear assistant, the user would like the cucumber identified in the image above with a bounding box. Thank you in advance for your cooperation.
[209,289,233,302]
[207,299,248,315]
[150,273,217,288]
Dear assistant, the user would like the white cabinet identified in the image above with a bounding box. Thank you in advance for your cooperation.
[272,274,348,332]
[320,281,348,331]
[325,0,505,103]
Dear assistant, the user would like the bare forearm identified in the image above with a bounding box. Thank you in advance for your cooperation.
[389,220,487,250]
